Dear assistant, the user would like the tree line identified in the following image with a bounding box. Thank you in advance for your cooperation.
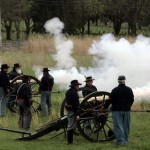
[0,0,150,40]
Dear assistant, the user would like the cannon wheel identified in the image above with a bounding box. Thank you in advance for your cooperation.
[77,91,114,142]
[7,75,41,113]
[60,87,97,117]
[60,99,67,117]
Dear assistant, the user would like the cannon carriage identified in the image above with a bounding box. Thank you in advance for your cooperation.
[7,75,41,113]
[4,79,115,142]
[1,78,149,142]
[60,90,114,142]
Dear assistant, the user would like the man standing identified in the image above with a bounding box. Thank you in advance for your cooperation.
[17,75,32,130]
[82,76,97,130]
[110,75,134,145]
[0,64,10,116]
[9,63,23,108]
[39,68,54,116]
[9,63,23,80]
[65,80,81,145]
[82,76,97,97]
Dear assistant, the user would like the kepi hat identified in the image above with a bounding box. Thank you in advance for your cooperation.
[43,68,50,72]
[69,80,81,87]
[84,76,95,82]
[118,75,126,80]
[0,64,10,69]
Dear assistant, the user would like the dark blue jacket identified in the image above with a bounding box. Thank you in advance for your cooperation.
[39,73,54,91]
[17,83,32,107]
[82,84,97,97]
[0,71,10,93]
[110,84,134,111]
[65,87,79,115]
[9,69,23,80]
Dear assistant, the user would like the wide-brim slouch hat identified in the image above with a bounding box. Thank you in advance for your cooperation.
[84,76,95,82]
[69,80,81,87]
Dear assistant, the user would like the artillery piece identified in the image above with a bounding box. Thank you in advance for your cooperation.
[7,75,41,113]
[1,81,149,142]
[1,88,115,142]
[61,91,114,142]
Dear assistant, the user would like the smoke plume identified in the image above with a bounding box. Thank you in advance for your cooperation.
[44,17,76,69]
[86,34,150,100]
[34,17,150,101]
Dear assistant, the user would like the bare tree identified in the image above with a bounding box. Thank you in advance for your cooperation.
[125,0,145,36]
[1,0,32,40]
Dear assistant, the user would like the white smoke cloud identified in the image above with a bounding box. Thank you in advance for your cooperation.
[44,17,76,69]
[32,65,43,79]
[44,17,64,35]
[84,34,150,100]
[34,17,150,101]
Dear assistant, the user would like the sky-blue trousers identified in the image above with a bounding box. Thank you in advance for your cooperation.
[40,91,51,116]
[0,87,7,116]
[112,111,131,145]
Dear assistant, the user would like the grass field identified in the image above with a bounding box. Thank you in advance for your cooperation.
[0,104,150,150]
[0,36,150,150]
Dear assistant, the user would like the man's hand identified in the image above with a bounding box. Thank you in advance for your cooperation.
[99,106,105,113]
[76,116,79,120]
[65,104,72,111]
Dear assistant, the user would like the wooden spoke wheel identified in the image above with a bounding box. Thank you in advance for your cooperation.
[60,99,67,117]
[77,91,114,142]
[7,75,41,113]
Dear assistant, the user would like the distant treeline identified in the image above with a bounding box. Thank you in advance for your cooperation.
[1,0,150,40]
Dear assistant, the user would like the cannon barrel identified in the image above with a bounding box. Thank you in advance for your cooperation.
[131,110,150,112]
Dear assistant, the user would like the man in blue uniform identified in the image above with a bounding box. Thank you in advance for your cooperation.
[17,75,32,130]
[0,64,10,116]
[9,63,23,80]
[65,80,81,144]
[39,68,54,116]
[82,76,97,97]
[110,75,134,145]
[82,76,97,130]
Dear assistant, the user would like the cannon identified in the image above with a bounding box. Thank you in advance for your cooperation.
[60,90,150,142]
[61,91,114,142]
[1,90,115,142]
[7,75,41,113]
[7,75,60,113]
[1,86,149,142]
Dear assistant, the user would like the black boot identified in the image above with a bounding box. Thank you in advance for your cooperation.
[67,129,73,144]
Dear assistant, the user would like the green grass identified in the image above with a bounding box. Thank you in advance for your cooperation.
[0,111,150,150]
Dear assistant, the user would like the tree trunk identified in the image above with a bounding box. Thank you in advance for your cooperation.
[4,21,12,40]
[128,14,137,36]
[128,22,136,36]
[81,0,85,35]
[113,17,122,35]
[95,15,98,26]
[87,16,90,34]
[25,17,31,39]
[15,21,20,40]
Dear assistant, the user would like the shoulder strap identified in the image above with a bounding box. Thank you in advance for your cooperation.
[17,83,26,95]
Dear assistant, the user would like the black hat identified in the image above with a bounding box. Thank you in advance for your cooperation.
[43,68,50,72]
[0,64,10,69]
[13,63,21,68]
[84,76,95,82]
[118,75,126,80]
[69,80,81,87]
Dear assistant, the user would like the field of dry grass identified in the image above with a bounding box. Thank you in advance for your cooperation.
[22,35,99,55]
